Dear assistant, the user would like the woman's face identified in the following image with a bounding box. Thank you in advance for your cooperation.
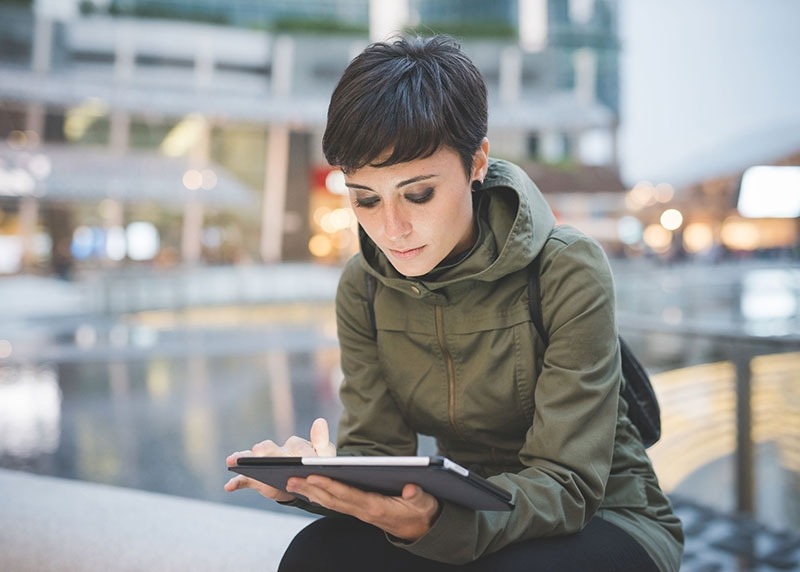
[344,142,489,277]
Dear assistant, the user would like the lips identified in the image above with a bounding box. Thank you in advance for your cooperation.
[389,246,425,260]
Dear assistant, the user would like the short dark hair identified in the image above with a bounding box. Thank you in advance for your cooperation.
[322,35,488,177]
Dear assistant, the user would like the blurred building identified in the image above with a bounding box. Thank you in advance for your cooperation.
[4,0,737,275]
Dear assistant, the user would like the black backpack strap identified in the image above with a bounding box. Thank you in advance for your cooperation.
[527,253,548,345]
[365,272,377,336]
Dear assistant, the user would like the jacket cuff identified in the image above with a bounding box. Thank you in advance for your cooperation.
[386,501,475,563]
[276,496,341,518]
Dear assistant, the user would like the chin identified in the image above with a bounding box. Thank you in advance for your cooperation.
[390,259,435,278]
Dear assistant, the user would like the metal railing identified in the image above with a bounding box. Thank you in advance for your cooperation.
[619,312,799,528]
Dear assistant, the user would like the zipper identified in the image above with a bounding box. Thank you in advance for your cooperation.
[435,305,462,437]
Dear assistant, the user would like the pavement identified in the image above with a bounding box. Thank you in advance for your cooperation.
[672,494,800,572]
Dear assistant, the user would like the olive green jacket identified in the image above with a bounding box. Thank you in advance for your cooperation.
[312,159,682,570]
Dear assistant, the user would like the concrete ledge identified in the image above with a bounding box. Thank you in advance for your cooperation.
[0,469,314,572]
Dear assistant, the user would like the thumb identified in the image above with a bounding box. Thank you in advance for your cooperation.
[402,483,422,501]
[309,418,336,456]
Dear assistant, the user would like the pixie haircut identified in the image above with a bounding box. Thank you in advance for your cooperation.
[322,35,488,177]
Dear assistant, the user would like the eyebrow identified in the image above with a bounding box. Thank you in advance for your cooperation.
[346,174,437,192]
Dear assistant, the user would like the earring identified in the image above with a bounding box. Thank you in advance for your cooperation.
[471,179,482,192]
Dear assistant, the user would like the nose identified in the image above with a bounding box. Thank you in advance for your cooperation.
[382,203,411,241]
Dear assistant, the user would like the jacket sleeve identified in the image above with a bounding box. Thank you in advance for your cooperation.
[397,236,623,564]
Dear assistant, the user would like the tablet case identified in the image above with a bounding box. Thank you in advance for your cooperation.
[230,455,514,511]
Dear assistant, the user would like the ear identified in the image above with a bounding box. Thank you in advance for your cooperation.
[471,137,490,182]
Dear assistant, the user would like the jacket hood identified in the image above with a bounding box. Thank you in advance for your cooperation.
[358,158,556,290]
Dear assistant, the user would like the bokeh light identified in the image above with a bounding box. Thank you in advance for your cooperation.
[643,224,672,253]
[309,234,333,258]
[126,222,160,261]
[660,209,684,231]
[683,222,714,253]
[325,169,347,195]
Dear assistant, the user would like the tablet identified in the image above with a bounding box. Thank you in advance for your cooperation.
[230,455,514,511]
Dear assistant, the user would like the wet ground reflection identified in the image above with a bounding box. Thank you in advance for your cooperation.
[0,306,345,513]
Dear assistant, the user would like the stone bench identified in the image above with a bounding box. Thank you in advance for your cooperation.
[0,468,313,572]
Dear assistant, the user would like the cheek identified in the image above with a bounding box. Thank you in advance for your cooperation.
[350,205,368,226]
[449,191,475,227]
[353,210,380,240]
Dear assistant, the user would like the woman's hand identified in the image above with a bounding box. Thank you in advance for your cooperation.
[224,417,336,502]
[285,476,441,542]
[225,418,439,541]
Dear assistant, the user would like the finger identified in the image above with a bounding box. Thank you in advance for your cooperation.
[225,450,253,467]
[251,439,283,456]
[402,483,422,501]
[288,477,434,540]
[282,435,316,456]
[287,475,350,512]
[224,474,252,492]
[289,475,382,519]
[225,474,295,502]
[310,418,336,456]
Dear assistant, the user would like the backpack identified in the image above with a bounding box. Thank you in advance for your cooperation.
[364,254,662,448]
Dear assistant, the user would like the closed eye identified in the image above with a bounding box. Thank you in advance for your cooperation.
[353,195,380,209]
[406,187,434,204]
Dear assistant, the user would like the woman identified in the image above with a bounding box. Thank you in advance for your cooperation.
[225,35,684,571]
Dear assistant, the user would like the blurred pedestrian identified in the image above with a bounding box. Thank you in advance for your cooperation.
[226,35,683,572]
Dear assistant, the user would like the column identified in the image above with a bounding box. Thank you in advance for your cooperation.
[20,104,45,274]
[499,46,522,104]
[260,125,290,263]
[114,24,135,83]
[194,43,215,89]
[573,47,597,106]
[181,119,210,265]
[109,111,131,155]
[31,14,53,74]
[519,0,548,52]
[369,0,409,42]
[19,196,39,272]
[271,35,294,98]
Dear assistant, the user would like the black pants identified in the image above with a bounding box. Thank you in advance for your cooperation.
[278,515,659,572]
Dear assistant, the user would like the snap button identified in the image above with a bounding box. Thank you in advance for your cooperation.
[410,284,421,295]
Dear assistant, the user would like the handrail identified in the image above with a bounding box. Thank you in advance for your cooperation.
[618,313,799,519]
[617,312,800,346]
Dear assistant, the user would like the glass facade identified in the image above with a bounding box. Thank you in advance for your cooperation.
[0,0,625,271]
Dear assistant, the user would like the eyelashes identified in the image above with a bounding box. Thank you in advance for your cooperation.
[408,187,435,204]
[353,196,380,209]
[353,187,435,209]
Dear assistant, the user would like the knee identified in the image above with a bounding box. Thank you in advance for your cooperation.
[278,517,371,572]
[278,519,329,571]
